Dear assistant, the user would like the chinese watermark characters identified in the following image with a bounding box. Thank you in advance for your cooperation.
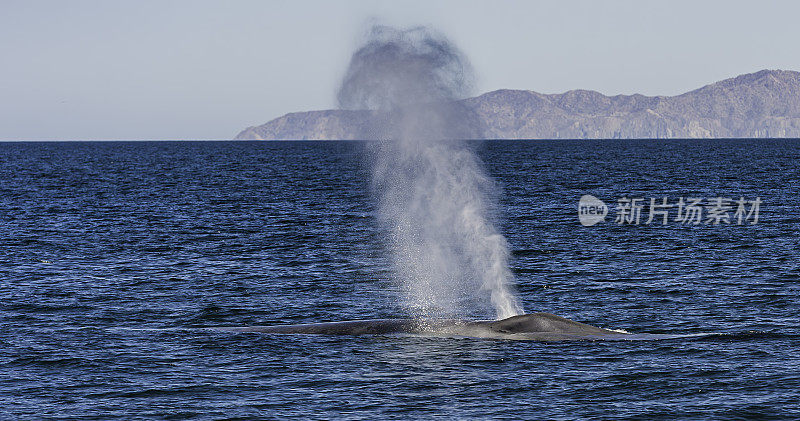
[579,195,761,226]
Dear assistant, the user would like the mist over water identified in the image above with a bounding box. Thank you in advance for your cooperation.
[337,25,523,319]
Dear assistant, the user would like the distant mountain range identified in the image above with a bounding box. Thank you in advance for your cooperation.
[235,70,800,140]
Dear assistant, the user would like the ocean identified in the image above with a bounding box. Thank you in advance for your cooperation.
[1,139,798,419]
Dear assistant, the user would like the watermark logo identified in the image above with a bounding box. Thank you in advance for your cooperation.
[578,195,608,226]
[578,196,761,226]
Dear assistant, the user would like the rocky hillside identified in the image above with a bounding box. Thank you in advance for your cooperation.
[235,70,800,140]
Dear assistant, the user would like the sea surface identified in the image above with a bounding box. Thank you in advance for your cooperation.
[1,139,798,420]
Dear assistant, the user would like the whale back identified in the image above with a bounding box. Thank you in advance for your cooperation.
[479,313,615,336]
[227,313,621,340]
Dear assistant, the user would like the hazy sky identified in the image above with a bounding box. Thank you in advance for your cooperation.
[2,0,799,140]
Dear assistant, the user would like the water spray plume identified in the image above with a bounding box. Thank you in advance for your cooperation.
[338,25,523,320]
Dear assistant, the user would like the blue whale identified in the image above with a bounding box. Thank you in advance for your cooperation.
[226,312,634,341]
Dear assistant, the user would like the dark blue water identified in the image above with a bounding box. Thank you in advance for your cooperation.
[1,140,798,419]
